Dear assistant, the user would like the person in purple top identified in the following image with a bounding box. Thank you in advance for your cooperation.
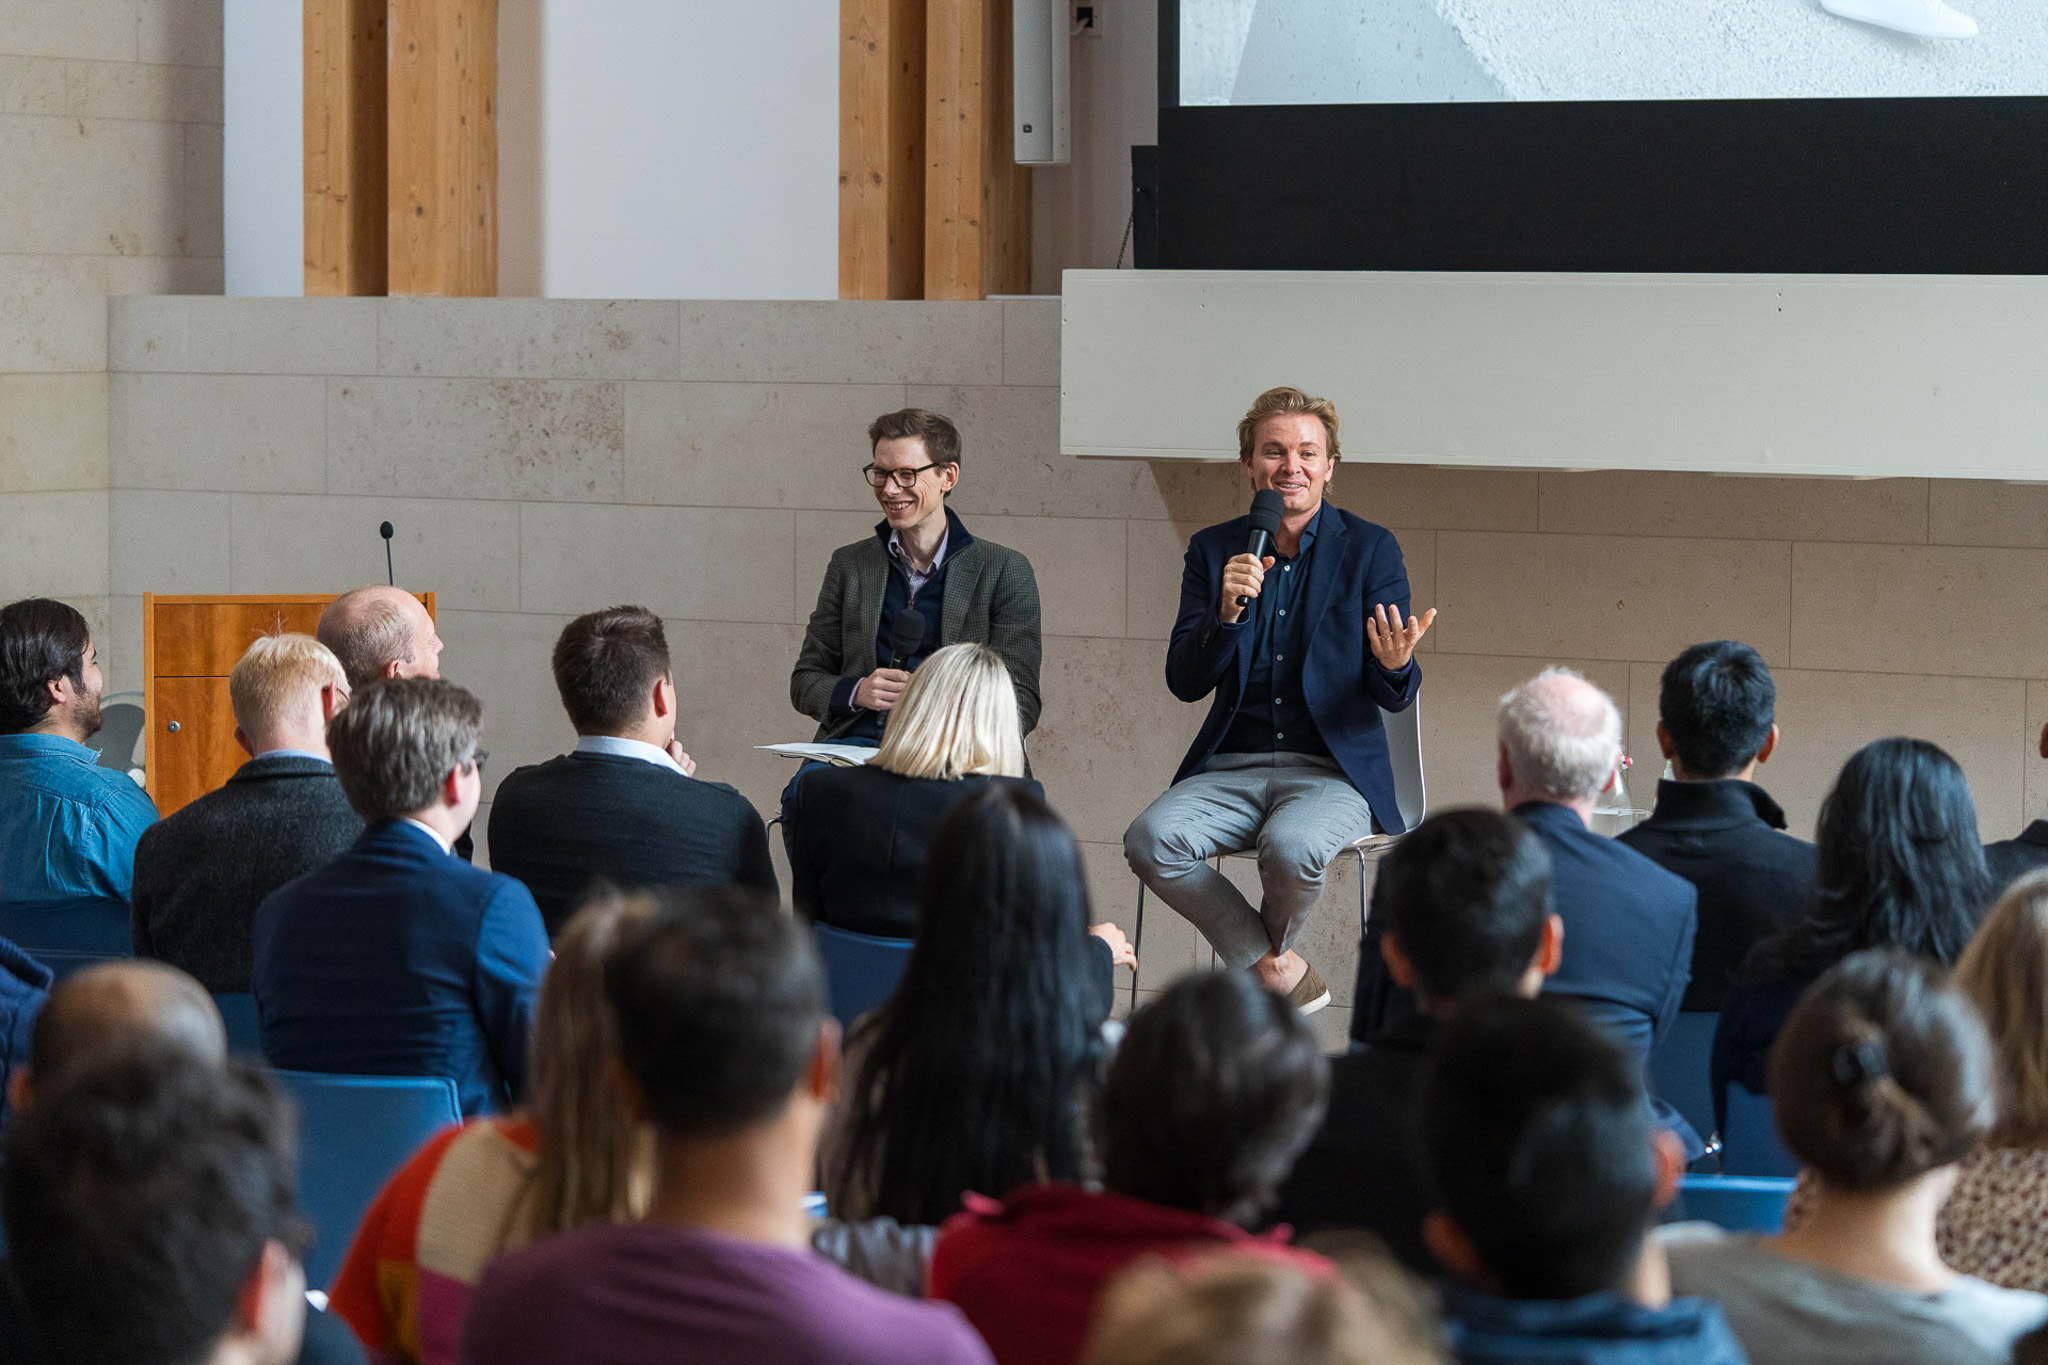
[458,885,994,1365]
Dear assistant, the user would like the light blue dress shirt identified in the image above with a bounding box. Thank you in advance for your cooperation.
[0,732,160,953]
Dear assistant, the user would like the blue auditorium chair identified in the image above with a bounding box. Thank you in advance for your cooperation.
[1673,1174,1796,1233]
[212,991,263,1056]
[1647,1011,1719,1155]
[812,922,916,1030]
[274,1069,462,1290]
[1721,1084,1800,1177]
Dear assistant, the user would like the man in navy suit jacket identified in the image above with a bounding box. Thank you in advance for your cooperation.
[1125,388,1436,1014]
[254,678,549,1117]
[1353,668,1703,1154]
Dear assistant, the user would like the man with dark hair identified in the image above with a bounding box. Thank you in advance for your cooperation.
[790,408,1042,745]
[1422,994,1745,1365]
[1272,809,1563,1267]
[1619,641,1815,1011]
[2,1050,308,1365]
[460,886,992,1365]
[487,606,775,934]
[0,597,159,957]
[253,678,550,1116]
[0,962,366,1365]
[932,971,1332,1365]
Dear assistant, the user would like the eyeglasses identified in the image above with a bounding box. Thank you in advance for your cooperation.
[862,462,949,490]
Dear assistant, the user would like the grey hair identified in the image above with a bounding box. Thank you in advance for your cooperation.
[1497,667,1622,801]
[327,677,483,821]
[318,586,420,690]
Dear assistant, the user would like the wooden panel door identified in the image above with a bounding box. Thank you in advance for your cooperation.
[150,676,243,816]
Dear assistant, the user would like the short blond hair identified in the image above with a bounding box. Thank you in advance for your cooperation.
[1079,1251,1443,1365]
[1238,386,1341,462]
[1954,869,2048,1147]
[873,643,1025,781]
[228,634,347,733]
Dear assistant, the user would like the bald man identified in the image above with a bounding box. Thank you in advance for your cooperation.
[0,961,368,1365]
[1352,668,1701,1154]
[317,586,443,691]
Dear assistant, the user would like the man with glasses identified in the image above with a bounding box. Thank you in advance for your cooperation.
[791,409,1042,745]
[252,678,549,1117]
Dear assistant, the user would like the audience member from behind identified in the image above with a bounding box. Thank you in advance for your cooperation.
[317,585,443,690]
[0,961,365,1365]
[932,971,1330,1365]
[1077,1251,1446,1365]
[1934,871,2048,1291]
[1619,642,1816,1011]
[1355,667,1701,1153]
[1666,949,2048,1364]
[1986,722,2048,892]
[331,891,655,1365]
[1272,809,1562,1268]
[253,678,550,1117]
[0,597,158,954]
[1423,994,1744,1365]
[785,642,1041,939]
[1712,737,1990,1131]
[2,1051,307,1365]
[488,607,775,935]
[826,784,1133,1229]
[131,634,362,992]
[461,887,993,1365]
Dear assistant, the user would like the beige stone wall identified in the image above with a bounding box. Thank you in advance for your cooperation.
[103,294,2048,1048]
[1,0,224,676]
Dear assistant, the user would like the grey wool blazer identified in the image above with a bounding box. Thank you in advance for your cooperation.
[130,754,364,992]
[791,515,1043,739]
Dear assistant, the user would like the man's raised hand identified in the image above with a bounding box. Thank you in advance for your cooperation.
[1367,603,1438,672]
[1220,554,1276,625]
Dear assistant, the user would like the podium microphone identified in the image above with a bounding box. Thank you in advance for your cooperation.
[1240,489,1285,609]
[379,522,396,585]
[887,609,926,669]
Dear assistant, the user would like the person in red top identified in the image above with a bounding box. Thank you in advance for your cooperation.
[930,971,1332,1365]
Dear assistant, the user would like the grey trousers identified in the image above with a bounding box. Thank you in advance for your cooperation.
[1122,752,1375,970]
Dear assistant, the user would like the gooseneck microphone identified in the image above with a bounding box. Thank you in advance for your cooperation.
[888,608,926,669]
[379,521,395,586]
[1239,489,1285,609]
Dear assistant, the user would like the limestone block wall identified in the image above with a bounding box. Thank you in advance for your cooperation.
[0,0,224,675]
[105,295,2048,1046]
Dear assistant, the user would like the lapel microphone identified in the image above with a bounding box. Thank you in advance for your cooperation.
[1240,489,1285,610]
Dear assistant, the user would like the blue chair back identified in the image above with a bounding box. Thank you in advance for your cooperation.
[28,947,129,982]
[0,898,133,962]
[1721,1084,1800,1177]
[1674,1174,1796,1233]
[213,992,263,1056]
[273,1070,462,1291]
[812,923,916,1030]
[1647,1011,1719,1151]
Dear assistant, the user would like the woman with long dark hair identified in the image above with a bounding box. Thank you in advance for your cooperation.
[824,783,1132,1227]
[1711,737,1992,1131]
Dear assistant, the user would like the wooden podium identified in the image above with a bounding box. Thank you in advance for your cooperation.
[142,592,435,817]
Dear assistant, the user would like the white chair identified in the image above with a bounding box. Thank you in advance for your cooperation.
[1128,698,1427,1009]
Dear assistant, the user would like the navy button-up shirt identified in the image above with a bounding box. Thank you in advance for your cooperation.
[1217,503,1331,759]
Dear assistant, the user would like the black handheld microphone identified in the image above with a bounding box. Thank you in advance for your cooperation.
[379,521,395,586]
[1239,489,1285,609]
[887,608,926,669]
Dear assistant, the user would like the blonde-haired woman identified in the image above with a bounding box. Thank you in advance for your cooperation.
[329,892,654,1364]
[783,642,1038,938]
[1940,869,2048,1290]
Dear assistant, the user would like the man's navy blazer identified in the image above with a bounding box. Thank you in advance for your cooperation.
[252,820,551,1117]
[1352,802,1702,1152]
[1166,505,1420,831]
